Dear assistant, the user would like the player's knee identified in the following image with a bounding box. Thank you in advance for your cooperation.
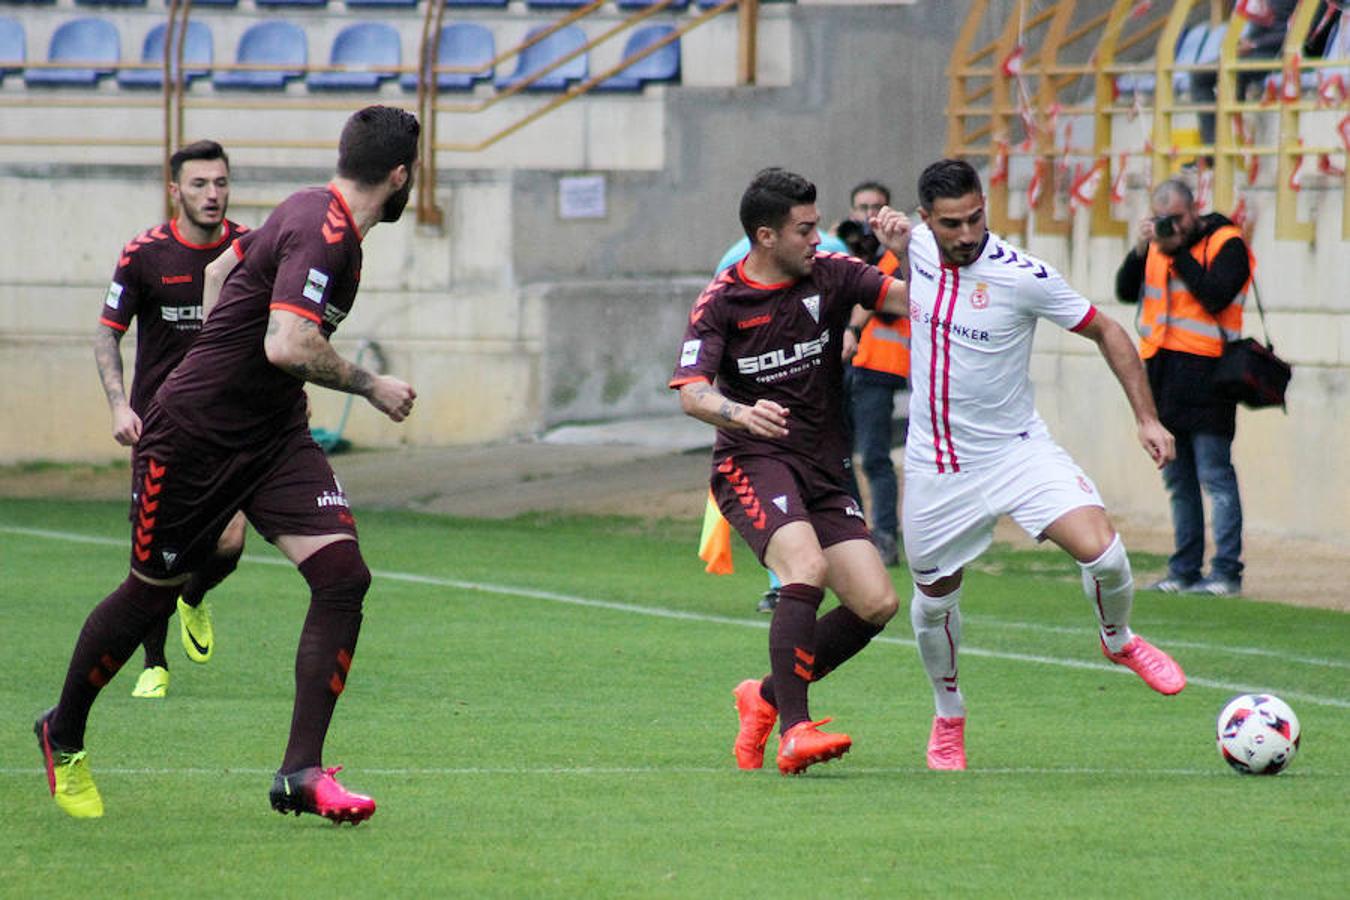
[777,551,828,587]
[298,539,371,612]
[216,517,246,558]
[863,586,899,626]
[1080,533,1131,589]
[910,585,960,629]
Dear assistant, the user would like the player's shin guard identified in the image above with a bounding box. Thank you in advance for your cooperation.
[180,546,241,608]
[281,540,370,773]
[767,583,824,734]
[1080,534,1134,654]
[910,586,965,718]
[52,574,179,747]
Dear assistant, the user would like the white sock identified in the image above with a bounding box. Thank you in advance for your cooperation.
[1080,534,1136,654]
[910,586,965,718]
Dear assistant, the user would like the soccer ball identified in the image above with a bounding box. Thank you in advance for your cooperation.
[1216,693,1301,775]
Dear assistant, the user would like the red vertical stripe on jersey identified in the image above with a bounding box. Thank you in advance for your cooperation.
[929,269,947,472]
[940,267,961,473]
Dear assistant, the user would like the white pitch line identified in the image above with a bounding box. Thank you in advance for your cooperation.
[3,524,1348,711]
[0,765,1298,779]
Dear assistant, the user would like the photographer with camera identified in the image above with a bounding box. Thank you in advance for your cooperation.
[1115,178,1254,597]
[837,181,911,567]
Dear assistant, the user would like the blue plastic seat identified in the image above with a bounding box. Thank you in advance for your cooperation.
[0,17,23,82]
[346,0,418,6]
[594,25,679,92]
[400,22,493,92]
[184,0,238,6]
[255,0,327,7]
[308,22,400,91]
[75,0,146,6]
[442,0,507,6]
[616,0,690,10]
[213,20,306,90]
[25,17,119,87]
[495,25,586,92]
[525,0,589,7]
[117,20,212,88]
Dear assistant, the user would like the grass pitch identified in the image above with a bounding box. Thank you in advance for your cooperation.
[1,499,1346,898]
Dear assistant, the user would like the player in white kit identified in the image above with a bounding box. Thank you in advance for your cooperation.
[880,160,1186,771]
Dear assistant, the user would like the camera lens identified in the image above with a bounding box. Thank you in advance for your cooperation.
[1154,215,1176,238]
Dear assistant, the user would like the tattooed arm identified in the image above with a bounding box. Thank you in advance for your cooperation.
[264,309,416,422]
[677,378,789,439]
[94,323,140,445]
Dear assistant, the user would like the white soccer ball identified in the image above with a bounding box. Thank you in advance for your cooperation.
[1216,693,1301,775]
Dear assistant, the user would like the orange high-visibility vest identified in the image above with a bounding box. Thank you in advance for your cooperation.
[1136,225,1252,360]
[853,250,911,377]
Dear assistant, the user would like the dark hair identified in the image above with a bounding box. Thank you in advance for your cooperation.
[739,167,817,240]
[917,159,982,211]
[337,105,420,186]
[170,140,229,182]
[850,180,891,206]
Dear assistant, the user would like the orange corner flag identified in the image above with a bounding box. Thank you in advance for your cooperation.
[698,491,734,575]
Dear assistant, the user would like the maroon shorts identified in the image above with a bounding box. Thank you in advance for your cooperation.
[128,404,357,580]
[710,451,869,565]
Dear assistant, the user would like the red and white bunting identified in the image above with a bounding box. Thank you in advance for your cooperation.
[1281,55,1302,104]
[1318,73,1346,107]
[1246,152,1261,187]
[1288,142,1306,192]
[1339,113,1350,155]
[1230,194,1248,229]
[1235,0,1276,28]
[1027,158,1045,210]
[990,140,1010,185]
[1110,154,1128,205]
[1001,44,1025,78]
[1128,1,1153,20]
[1195,162,1213,212]
[1318,153,1345,178]
[1069,157,1107,212]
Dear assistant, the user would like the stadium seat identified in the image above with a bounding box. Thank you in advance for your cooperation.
[74,0,146,6]
[25,17,119,87]
[308,21,400,91]
[400,22,492,92]
[0,17,23,82]
[525,0,589,8]
[117,20,212,89]
[255,0,327,7]
[594,25,679,92]
[213,20,306,90]
[495,25,586,92]
[186,0,239,6]
[1115,23,1208,97]
[442,0,507,7]
[346,0,418,7]
[617,0,690,10]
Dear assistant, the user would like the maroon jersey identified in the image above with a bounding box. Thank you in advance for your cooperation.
[99,218,247,415]
[157,184,363,448]
[670,252,895,463]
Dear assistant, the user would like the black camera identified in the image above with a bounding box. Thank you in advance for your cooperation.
[1153,214,1181,239]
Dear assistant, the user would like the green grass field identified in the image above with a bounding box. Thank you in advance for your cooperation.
[2,498,1346,898]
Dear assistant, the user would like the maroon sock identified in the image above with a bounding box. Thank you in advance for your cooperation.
[280,541,370,774]
[811,606,884,681]
[141,616,169,670]
[180,547,241,608]
[766,583,824,733]
[52,574,179,747]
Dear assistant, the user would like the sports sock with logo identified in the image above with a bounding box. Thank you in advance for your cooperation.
[1080,533,1135,654]
[766,583,824,733]
[910,585,966,719]
[180,546,241,609]
[281,540,370,773]
[810,605,884,681]
[52,574,179,747]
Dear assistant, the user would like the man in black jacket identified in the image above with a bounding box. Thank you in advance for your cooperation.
[1116,180,1252,596]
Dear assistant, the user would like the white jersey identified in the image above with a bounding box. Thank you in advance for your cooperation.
[904,223,1096,474]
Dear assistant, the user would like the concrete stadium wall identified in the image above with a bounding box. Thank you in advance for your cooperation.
[0,2,1346,544]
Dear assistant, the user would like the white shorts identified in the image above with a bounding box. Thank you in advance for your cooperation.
[902,436,1104,585]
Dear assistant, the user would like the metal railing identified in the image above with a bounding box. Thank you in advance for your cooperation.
[945,0,1349,242]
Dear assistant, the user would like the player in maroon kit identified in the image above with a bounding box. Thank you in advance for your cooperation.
[36,106,420,823]
[671,168,912,775]
[95,140,248,699]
